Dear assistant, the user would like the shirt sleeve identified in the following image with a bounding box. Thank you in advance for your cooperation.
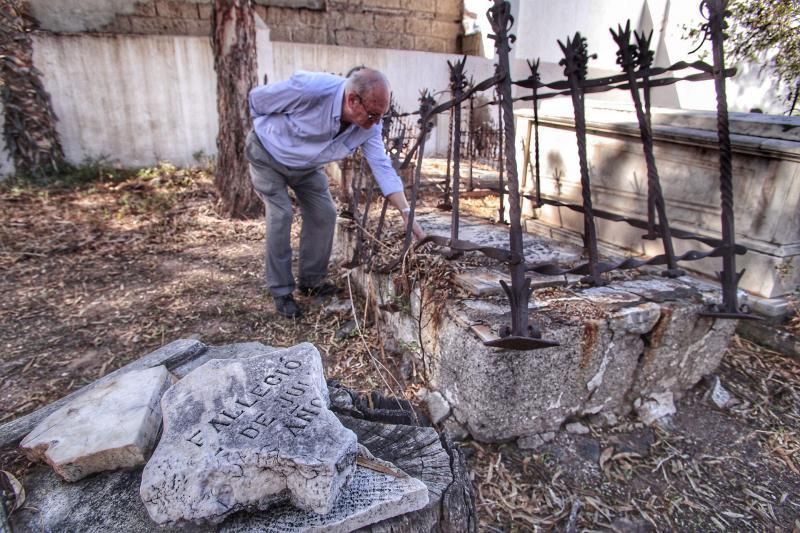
[361,128,405,197]
[249,74,307,118]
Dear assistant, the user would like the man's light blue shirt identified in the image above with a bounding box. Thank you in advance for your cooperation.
[249,71,404,197]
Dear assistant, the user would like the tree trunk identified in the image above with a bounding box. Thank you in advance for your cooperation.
[212,0,261,219]
[0,0,65,177]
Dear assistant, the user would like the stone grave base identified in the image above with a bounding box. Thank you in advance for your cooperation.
[334,210,738,443]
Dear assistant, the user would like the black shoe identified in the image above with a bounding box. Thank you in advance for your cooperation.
[298,282,341,297]
[274,294,303,318]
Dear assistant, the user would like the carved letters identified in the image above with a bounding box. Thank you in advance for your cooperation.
[183,357,321,447]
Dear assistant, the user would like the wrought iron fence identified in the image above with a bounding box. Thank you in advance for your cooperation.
[340,0,755,351]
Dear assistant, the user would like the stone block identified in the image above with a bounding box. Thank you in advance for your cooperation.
[140,343,359,525]
[405,17,432,36]
[257,0,325,8]
[269,24,292,42]
[335,28,367,47]
[128,15,209,34]
[20,365,172,482]
[435,0,462,20]
[431,20,460,39]
[373,13,398,33]
[263,6,296,26]
[344,11,375,31]
[292,25,328,44]
[363,0,401,9]
[155,0,198,19]
[413,35,448,53]
[405,0,434,12]
[197,3,212,19]
[134,1,157,17]
[100,16,132,33]
[373,31,413,51]
[298,8,326,27]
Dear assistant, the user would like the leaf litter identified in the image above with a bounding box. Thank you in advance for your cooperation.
[0,163,799,530]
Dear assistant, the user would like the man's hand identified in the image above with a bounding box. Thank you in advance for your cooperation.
[404,214,426,240]
[387,192,426,241]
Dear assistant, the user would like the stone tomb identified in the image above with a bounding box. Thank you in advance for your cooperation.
[335,209,738,443]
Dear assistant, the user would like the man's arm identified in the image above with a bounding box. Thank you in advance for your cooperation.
[361,132,425,240]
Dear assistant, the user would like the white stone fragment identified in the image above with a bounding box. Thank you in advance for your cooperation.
[254,465,428,532]
[635,391,676,426]
[20,365,172,482]
[140,343,359,526]
[425,391,451,424]
[710,376,732,409]
[565,422,590,435]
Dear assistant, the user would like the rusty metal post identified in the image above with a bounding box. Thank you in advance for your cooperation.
[388,90,436,271]
[468,91,475,191]
[634,30,658,239]
[559,33,602,285]
[495,80,505,223]
[611,22,683,277]
[448,57,468,254]
[484,0,557,350]
[703,0,748,317]
[443,106,454,205]
[528,58,542,207]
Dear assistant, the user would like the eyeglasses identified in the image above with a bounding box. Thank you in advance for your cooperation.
[354,94,384,122]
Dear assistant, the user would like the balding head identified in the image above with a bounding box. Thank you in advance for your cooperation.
[345,68,390,100]
[342,68,391,129]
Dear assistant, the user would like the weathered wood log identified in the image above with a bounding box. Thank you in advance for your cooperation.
[329,382,476,532]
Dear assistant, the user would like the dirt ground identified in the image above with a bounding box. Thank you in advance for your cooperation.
[1,163,799,531]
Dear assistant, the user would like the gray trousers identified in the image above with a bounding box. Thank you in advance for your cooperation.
[245,131,337,297]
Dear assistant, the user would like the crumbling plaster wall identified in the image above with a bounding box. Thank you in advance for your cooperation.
[28,0,463,55]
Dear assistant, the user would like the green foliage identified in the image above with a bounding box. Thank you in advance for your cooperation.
[726,0,800,114]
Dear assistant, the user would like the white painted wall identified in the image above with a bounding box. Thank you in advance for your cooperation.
[32,33,218,168]
[32,28,499,169]
[511,0,788,114]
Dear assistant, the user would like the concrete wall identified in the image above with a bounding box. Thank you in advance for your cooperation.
[32,33,218,169]
[515,103,800,299]
[31,28,498,169]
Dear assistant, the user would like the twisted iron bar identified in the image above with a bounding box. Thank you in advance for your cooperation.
[700,0,752,319]
[447,57,468,256]
[611,21,683,278]
[634,28,658,238]
[559,32,602,286]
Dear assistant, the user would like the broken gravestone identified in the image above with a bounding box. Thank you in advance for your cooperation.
[139,342,360,525]
[20,365,172,482]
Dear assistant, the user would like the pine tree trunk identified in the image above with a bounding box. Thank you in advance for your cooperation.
[212,0,261,219]
[0,0,65,177]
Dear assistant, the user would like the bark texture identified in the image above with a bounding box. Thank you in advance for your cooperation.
[212,0,261,219]
[0,0,65,176]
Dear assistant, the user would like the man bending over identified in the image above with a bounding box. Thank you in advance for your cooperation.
[246,68,425,318]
